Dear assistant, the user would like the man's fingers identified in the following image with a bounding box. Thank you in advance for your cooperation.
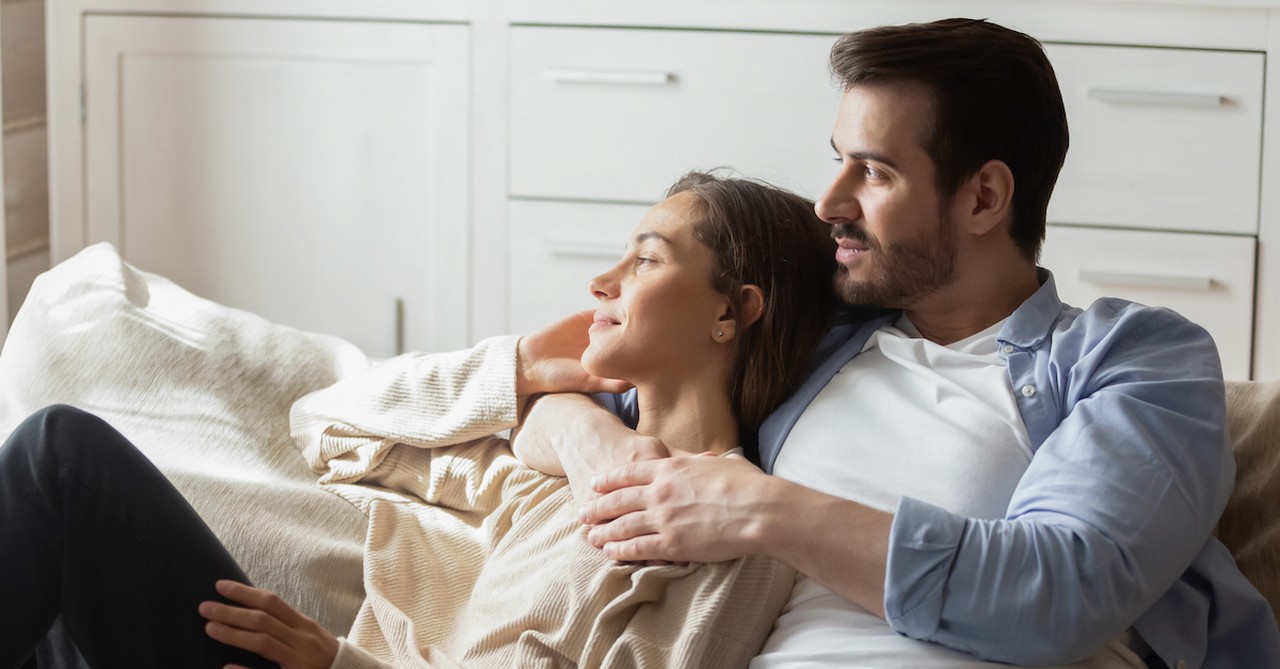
[601,534,671,562]
[581,483,651,526]
[591,460,658,495]
[586,507,656,547]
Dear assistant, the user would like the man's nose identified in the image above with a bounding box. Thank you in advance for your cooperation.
[814,169,862,224]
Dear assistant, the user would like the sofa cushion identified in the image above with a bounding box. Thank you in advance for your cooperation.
[0,242,370,635]
[1220,379,1280,624]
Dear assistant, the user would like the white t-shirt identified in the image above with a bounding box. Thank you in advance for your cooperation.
[751,316,1145,669]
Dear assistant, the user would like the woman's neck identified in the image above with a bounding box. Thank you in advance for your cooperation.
[633,378,740,455]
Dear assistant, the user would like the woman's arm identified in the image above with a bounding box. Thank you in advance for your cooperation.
[290,336,525,484]
[512,392,668,503]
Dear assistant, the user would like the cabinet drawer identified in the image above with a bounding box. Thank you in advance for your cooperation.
[510,27,840,203]
[1046,44,1263,235]
[508,199,651,333]
[1041,225,1255,379]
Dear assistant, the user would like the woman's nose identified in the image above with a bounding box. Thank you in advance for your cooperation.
[589,265,619,300]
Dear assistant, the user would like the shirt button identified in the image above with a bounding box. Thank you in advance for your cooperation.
[1020,384,1036,398]
[1000,344,1015,354]
[1175,661,1187,669]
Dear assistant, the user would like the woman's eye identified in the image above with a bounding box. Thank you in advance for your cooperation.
[634,256,655,266]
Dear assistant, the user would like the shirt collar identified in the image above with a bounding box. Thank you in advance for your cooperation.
[996,268,1065,351]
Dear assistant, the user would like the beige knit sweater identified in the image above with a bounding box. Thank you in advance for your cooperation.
[290,336,796,669]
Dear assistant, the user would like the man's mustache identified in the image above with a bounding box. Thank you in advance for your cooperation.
[831,223,871,246]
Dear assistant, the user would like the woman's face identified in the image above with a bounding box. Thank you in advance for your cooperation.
[582,192,730,384]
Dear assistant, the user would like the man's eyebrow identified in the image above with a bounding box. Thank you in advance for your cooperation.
[830,138,899,169]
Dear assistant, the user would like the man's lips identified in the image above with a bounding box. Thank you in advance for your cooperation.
[835,238,869,265]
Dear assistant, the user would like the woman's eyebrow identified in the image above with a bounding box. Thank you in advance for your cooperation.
[634,231,673,246]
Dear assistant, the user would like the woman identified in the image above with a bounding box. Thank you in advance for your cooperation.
[0,171,836,668]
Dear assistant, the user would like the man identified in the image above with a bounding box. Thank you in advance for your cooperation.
[512,17,1280,669]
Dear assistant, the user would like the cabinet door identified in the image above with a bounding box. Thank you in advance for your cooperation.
[510,27,841,203]
[1041,225,1256,379]
[508,199,650,334]
[1046,44,1264,235]
[84,16,469,357]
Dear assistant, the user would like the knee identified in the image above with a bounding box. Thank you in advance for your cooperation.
[8,404,113,458]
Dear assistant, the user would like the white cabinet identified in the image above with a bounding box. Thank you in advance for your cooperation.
[1041,226,1256,378]
[44,0,1280,379]
[1047,44,1264,235]
[510,27,841,203]
[78,15,469,357]
[506,26,842,338]
[1039,42,1266,378]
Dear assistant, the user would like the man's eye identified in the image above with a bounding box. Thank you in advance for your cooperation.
[864,165,883,179]
[634,256,655,266]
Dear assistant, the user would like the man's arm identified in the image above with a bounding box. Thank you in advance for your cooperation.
[581,453,893,616]
[581,306,1237,665]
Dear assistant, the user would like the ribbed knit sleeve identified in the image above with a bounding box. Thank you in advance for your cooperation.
[289,335,521,485]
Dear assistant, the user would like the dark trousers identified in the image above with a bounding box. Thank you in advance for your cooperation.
[0,405,277,668]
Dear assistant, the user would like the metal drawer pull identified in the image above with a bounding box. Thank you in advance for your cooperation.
[543,68,674,86]
[547,239,621,259]
[1077,269,1213,290]
[1086,87,1224,108]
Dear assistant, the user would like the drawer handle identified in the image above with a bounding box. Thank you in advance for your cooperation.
[543,68,674,86]
[1077,269,1213,291]
[547,239,622,260]
[1086,87,1224,108]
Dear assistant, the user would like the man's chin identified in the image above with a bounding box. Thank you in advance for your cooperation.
[833,276,887,308]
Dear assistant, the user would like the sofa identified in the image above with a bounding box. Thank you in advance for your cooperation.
[1,243,1277,649]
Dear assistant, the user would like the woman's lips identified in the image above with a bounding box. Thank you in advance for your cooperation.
[591,312,621,328]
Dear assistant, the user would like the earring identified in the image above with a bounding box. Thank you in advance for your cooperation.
[716,329,724,338]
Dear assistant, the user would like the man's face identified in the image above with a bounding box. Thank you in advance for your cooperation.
[817,81,957,309]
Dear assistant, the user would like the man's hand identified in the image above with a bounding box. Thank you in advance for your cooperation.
[580,454,895,617]
[516,310,632,399]
[579,452,777,563]
[200,580,338,669]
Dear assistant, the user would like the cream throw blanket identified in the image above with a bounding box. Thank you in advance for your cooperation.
[290,337,796,669]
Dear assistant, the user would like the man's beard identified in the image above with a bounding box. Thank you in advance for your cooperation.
[830,214,957,309]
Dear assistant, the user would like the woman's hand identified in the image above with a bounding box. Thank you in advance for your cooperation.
[199,580,339,669]
[516,310,632,398]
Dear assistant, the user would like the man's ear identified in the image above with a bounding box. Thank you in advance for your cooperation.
[961,159,1015,236]
[714,285,765,342]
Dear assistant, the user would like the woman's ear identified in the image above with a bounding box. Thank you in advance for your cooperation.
[714,285,765,342]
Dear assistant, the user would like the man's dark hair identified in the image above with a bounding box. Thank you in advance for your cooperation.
[830,18,1069,261]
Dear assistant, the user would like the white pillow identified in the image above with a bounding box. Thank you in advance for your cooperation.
[0,242,369,635]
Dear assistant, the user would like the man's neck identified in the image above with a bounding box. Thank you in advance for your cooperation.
[905,263,1041,346]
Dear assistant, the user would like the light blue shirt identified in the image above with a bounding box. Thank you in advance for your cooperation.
[753,271,1280,668]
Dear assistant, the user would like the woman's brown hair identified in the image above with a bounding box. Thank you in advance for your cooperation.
[667,170,836,436]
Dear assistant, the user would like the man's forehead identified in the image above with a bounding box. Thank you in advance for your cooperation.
[832,81,933,158]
